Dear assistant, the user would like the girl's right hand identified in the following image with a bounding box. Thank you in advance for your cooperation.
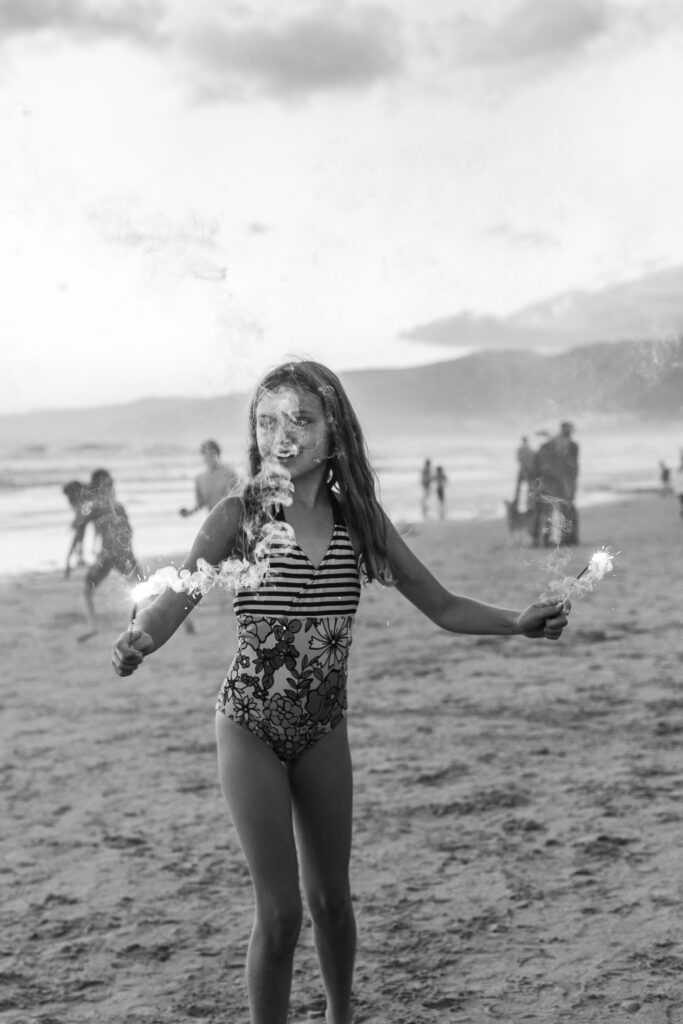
[111,629,154,676]
[517,598,570,639]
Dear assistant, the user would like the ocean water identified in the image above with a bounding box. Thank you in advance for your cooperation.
[0,423,678,577]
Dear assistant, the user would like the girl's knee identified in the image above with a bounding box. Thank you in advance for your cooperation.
[307,886,354,929]
[255,898,303,955]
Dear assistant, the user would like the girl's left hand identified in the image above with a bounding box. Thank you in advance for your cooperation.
[518,599,570,640]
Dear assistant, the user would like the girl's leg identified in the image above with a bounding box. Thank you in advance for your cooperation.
[215,715,302,1024]
[83,580,98,632]
[290,721,356,1024]
[79,563,108,641]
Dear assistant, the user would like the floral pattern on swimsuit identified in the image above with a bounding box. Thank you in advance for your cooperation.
[215,613,353,763]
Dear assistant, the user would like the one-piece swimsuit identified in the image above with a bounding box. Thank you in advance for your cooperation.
[215,502,361,763]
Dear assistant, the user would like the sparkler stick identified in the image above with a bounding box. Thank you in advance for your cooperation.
[128,602,138,644]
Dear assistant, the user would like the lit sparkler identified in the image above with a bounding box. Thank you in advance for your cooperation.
[543,546,617,603]
[126,520,296,628]
[575,548,615,583]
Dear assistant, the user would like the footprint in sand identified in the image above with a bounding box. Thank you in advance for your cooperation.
[77,630,99,643]
[51,611,87,628]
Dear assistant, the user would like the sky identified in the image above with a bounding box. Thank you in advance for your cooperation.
[2,0,683,413]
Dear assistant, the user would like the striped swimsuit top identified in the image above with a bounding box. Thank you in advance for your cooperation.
[232,501,362,619]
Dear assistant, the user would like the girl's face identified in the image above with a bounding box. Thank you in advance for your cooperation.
[255,386,332,480]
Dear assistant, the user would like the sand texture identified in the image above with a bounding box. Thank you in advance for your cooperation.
[2,494,683,1023]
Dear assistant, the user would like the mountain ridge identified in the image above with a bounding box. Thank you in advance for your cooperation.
[1,339,681,448]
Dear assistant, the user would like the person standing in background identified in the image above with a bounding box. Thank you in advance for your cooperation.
[179,440,238,519]
[532,422,580,546]
[435,465,448,520]
[675,451,683,519]
[420,458,433,519]
[513,436,538,510]
[178,440,237,634]
[557,421,580,544]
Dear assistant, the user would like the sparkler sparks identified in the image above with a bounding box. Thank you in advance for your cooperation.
[543,546,617,603]
[576,549,615,582]
[127,520,296,621]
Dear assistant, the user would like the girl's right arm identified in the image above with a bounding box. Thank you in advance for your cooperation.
[384,516,568,639]
[111,496,241,677]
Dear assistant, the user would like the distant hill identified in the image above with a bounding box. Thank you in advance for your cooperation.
[343,338,683,429]
[0,393,252,450]
[1,338,681,449]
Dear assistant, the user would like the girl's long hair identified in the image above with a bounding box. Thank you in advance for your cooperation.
[233,360,393,585]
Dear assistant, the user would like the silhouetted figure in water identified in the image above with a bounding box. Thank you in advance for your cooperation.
[659,460,672,495]
[79,469,142,641]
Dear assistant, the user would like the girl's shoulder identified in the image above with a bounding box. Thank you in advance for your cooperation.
[209,494,244,528]
[188,495,244,567]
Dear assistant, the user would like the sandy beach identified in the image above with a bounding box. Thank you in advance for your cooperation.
[2,493,682,1024]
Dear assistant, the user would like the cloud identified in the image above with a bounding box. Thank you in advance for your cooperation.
[433,0,683,79]
[618,0,683,39]
[0,3,403,100]
[402,265,683,352]
[485,222,561,250]
[445,0,608,69]
[89,200,228,282]
[0,0,165,44]
[182,7,403,100]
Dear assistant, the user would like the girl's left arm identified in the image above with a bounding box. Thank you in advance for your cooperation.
[385,519,568,639]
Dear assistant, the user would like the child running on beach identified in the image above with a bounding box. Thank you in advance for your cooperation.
[62,479,90,578]
[111,360,570,1024]
[81,469,142,642]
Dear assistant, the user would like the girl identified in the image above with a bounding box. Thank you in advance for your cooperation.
[112,360,569,1024]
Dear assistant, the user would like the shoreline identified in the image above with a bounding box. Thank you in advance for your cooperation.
[0,485,667,585]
